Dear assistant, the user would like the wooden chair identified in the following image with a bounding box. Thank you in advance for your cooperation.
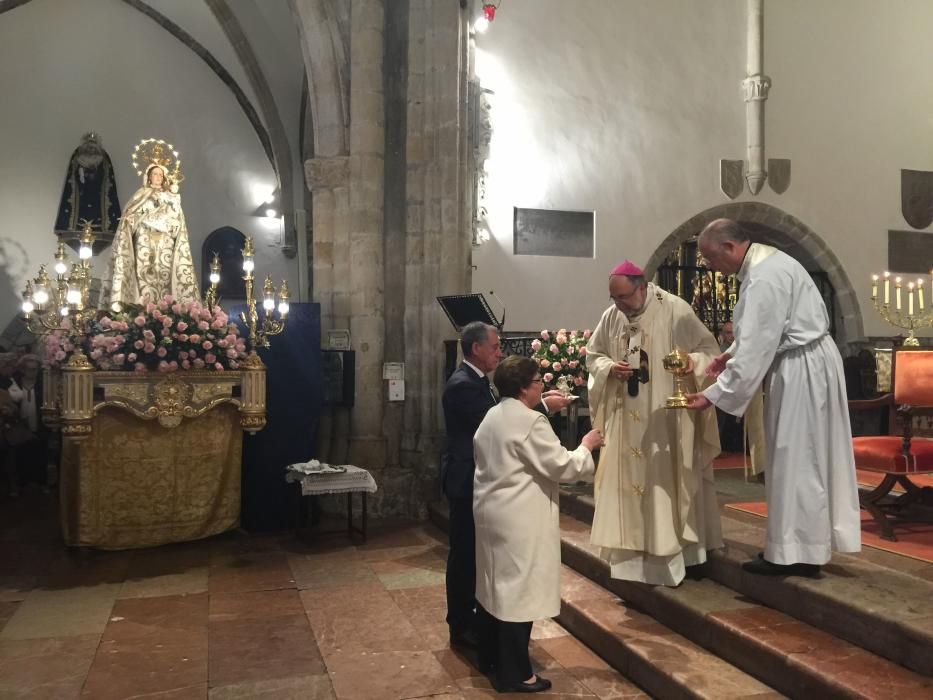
[850,348,933,541]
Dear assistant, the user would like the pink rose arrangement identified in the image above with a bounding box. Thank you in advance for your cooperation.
[531,328,591,391]
[44,295,247,373]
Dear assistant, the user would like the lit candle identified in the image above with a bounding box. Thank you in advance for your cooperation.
[884,271,890,305]
[895,277,902,311]
[919,279,925,311]
[871,274,879,300]
[908,282,915,316]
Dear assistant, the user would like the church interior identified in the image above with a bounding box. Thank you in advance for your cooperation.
[1,0,933,697]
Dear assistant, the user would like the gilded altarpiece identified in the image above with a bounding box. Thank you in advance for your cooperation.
[47,366,266,549]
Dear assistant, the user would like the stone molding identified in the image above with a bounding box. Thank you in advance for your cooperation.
[305,156,350,191]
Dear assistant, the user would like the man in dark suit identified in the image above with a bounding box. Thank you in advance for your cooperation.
[442,322,571,648]
[442,322,501,647]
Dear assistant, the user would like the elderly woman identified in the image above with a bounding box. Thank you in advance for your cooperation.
[473,355,603,693]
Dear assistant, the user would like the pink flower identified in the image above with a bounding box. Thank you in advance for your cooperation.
[574,376,585,386]
[143,329,155,341]
[583,329,591,339]
[162,317,172,328]
[205,353,216,364]
[127,353,137,362]
[158,361,170,373]
[134,316,146,327]
[134,362,146,373]
[162,294,174,305]
[539,359,550,368]
[543,372,553,383]
[214,363,224,371]
[200,309,212,321]
[193,358,205,369]
[540,330,550,339]
[55,350,66,361]
[202,341,213,350]
[100,316,112,328]
[178,334,188,342]
[229,361,239,370]
[226,348,237,358]
[211,319,224,330]
[568,345,576,355]
[189,350,198,358]
[113,354,125,365]
[143,342,156,353]
[578,346,587,356]
[556,333,567,346]
[182,359,191,370]
[197,321,209,331]
[169,361,178,371]
[531,339,542,351]
[558,328,567,335]
[156,346,167,358]
[189,334,201,343]
[176,321,188,332]
[146,303,156,314]
[90,349,103,360]
[569,330,578,338]
[552,361,562,372]
[152,310,162,321]
[549,344,559,354]
[569,360,579,369]
[171,303,182,315]
[134,340,144,350]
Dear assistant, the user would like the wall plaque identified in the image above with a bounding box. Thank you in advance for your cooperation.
[513,207,594,258]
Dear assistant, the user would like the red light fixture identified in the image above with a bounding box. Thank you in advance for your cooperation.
[474,1,499,33]
[483,3,496,22]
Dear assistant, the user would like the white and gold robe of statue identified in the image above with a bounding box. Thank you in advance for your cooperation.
[473,398,594,622]
[704,243,861,565]
[108,184,198,307]
[587,284,722,586]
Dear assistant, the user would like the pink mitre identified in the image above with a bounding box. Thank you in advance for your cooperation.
[610,260,643,276]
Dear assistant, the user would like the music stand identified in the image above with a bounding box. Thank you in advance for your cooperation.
[437,293,503,332]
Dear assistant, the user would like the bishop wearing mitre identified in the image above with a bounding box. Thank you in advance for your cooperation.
[586,260,722,586]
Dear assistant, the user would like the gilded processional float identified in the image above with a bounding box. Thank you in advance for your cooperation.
[22,139,288,549]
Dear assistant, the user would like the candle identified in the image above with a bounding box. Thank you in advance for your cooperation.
[871,274,879,300]
[919,279,925,311]
[895,277,902,311]
[908,282,915,316]
[884,271,890,305]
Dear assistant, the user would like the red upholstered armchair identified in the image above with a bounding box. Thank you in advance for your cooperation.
[850,348,933,541]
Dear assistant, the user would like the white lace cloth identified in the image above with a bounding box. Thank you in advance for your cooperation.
[286,463,378,496]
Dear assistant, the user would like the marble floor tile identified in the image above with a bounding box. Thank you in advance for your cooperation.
[103,593,209,642]
[120,544,210,599]
[0,583,121,640]
[209,588,305,623]
[208,551,296,594]
[287,552,376,590]
[209,613,325,687]
[0,633,100,700]
[537,635,648,698]
[208,673,335,699]
[0,600,20,632]
[301,584,426,654]
[324,648,458,700]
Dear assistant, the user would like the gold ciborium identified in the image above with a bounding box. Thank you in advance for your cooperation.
[662,348,691,409]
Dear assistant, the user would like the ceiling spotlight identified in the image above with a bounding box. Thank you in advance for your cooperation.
[265,208,278,218]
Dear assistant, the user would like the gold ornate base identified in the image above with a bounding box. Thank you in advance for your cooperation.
[665,394,690,409]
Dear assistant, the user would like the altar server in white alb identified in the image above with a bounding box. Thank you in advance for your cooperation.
[473,355,603,693]
[686,218,861,576]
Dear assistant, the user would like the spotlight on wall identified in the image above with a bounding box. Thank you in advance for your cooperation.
[474,2,498,33]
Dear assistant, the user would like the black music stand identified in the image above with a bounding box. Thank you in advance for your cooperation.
[436,293,503,332]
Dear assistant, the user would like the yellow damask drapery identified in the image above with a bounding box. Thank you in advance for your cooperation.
[59,404,242,549]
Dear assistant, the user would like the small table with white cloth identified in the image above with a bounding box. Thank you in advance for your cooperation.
[287,463,377,542]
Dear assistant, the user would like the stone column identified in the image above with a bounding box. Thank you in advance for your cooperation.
[347,0,386,467]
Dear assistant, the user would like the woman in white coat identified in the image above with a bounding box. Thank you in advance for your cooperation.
[473,356,603,693]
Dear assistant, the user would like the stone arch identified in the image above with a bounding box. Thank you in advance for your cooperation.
[201,227,246,300]
[645,202,864,349]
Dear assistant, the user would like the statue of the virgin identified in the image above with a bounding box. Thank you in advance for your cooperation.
[106,139,199,309]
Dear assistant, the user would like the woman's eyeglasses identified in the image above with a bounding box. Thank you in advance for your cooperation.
[530,378,544,384]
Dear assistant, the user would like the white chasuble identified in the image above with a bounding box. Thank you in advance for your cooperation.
[704,244,861,565]
[473,398,594,622]
[587,284,722,586]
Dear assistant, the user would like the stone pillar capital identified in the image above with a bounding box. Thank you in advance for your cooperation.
[305,156,350,192]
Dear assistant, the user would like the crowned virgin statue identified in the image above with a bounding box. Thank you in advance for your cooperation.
[106,139,199,309]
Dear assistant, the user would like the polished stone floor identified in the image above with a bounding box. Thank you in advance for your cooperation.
[0,488,644,699]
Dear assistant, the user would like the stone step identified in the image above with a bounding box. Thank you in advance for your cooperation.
[558,514,933,699]
[560,489,933,678]
[428,501,779,699]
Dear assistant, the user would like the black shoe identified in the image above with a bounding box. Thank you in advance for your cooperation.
[496,675,552,693]
[449,628,479,650]
[743,557,820,577]
[684,563,708,581]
